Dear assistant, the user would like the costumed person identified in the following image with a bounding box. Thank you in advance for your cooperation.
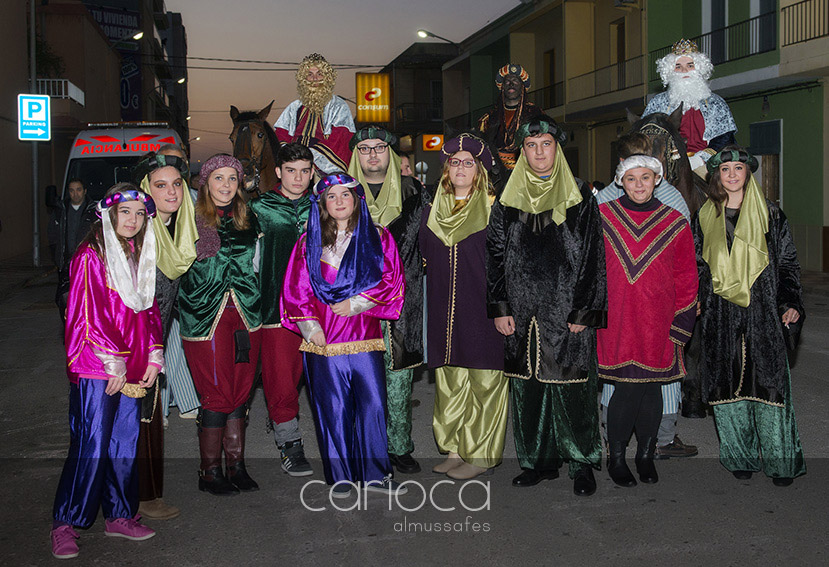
[280,173,407,497]
[598,156,698,488]
[151,145,200,422]
[51,184,163,559]
[49,178,95,318]
[420,134,507,480]
[644,38,738,179]
[347,125,427,474]
[486,116,606,496]
[274,53,356,174]
[596,133,699,460]
[693,147,805,486]
[179,154,262,496]
[476,63,544,174]
[131,150,198,521]
[249,142,315,477]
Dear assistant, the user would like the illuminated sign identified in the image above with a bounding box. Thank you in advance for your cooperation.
[356,73,391,123]
[422,134,444,151]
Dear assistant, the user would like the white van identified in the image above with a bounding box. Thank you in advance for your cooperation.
[61,122,183,201]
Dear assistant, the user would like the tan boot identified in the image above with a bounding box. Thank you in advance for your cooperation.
[432,453,463,474]
[447,463,492,480]
[138,498,181,520]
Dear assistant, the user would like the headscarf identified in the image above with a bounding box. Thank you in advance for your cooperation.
[427,136,493,246]
[134,153,198,280]
[499,142,582,222]
[699,150,769,307]
[347,142,403,227]
[96,188,157,312]
[495,63,531,90]
[614,155,664,185]
[305,173,384,304]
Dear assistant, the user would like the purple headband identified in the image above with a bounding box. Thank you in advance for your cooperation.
[96,189,156,218]
[440,133,495,172]
[312,173,366,200]
[198,154,245,186]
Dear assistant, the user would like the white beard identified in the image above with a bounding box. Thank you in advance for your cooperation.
[666,71,712,112]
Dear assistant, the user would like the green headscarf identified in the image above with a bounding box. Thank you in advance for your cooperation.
[699,175,769,307]
[499,148,582,222]
[140,176,198,280]
[347,148,403,227]
[426,180,491,247]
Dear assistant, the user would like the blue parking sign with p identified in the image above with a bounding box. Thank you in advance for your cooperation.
[18,94,51,141]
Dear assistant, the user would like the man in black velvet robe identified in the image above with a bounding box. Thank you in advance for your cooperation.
[347,126,427,474]
[486,116,607,496]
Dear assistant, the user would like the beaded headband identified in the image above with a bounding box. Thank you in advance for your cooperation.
[96,189,156,218]
[312,173,365,200]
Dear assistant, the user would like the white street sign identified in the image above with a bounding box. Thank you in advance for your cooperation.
[18,94,51,141]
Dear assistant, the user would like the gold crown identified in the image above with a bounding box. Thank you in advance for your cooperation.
[672,39,699,56]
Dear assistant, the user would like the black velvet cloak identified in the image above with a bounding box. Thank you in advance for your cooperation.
[385,176,427,369]
[692,200,804,406]
[486,180,608,383]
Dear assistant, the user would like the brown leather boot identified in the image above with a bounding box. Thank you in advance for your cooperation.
[198,410,239,496]
[224,406,259,492]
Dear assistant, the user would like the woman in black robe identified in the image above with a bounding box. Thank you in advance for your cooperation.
[692,146,806,486]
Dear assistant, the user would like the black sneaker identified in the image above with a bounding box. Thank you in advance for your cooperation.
[280,440,313,477]
[388,452,421,474]
[363,476,408,496]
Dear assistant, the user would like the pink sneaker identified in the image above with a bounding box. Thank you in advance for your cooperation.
[51,525,79,559]
[104,515,156,541]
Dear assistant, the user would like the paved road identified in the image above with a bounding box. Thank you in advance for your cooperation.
[1,257,827,566]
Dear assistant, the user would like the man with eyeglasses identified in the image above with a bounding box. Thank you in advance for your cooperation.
[487,115,607,497]
[274,53,355,174]
[347,125,427,475]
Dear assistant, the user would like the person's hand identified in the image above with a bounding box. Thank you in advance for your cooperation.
[568,323,587,334]
[138,365,160,388]
[331,299,351,317]
[105,374,127,396]
[781,308,800,326]
[310,331,327,347]
[494,316,515,336]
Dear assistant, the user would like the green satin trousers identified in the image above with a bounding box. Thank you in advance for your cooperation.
[433,366,508,468]
[712,366,806,479]
[382,322,415,456]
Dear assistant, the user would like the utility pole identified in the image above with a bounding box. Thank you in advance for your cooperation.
[30,0,40,267]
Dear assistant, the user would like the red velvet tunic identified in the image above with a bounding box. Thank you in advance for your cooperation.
[597,198,698,382]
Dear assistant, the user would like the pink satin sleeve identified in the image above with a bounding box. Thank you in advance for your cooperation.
[65,246,131,376]
[357,228,405,321]
[280,236,318,335]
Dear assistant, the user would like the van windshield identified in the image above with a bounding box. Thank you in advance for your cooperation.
[65,157,141,201]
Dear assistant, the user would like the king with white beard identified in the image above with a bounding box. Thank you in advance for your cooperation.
[643,39,737,178]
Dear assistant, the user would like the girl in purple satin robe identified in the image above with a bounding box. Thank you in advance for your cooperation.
[51,184,164,560]
[280,173,407,498]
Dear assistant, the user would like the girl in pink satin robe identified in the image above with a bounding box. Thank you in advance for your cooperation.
[51,184,163,559]
[280,173,407,498]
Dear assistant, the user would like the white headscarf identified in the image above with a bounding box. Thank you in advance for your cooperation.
[614,155,663,186]
[101,208,157,312]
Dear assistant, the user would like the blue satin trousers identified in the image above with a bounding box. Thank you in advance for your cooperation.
[304,351,392,485]
[53,378,140,527]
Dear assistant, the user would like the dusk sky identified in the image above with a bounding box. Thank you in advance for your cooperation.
[164,0,521,163]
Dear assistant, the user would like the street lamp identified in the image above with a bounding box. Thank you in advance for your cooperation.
[112,30,143,49]
[416,29,459,47]
[190,136,201,142]
[177,77,186,84]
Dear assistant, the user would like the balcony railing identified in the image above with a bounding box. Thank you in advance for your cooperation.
[525,82,564,109]
[649,11,777,82]
[782,0,829,46]
[37,79,85,107]
[568,55,644,102]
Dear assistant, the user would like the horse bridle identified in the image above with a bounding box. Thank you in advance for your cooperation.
[231,121,263,193]
[638,122,682,184]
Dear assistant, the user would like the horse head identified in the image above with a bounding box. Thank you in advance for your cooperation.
[627,104,706,213]
[229,101,280,194]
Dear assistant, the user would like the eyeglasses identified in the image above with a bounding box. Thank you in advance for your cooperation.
[448,158,476,169]
[356,144,388,155]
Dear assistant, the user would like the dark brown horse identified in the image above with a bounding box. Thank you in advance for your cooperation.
[627,104,707,215]
[229,101,281,197]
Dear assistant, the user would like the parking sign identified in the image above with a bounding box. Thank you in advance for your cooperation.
[18,94,51,141]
